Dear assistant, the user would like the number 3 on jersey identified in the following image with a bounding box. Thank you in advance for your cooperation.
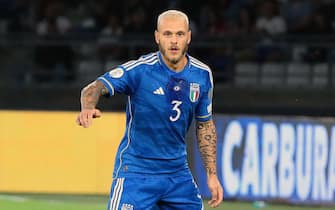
[169,100,182,122]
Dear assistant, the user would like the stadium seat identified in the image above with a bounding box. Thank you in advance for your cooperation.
[312,63,329,87]
[260,63,285,86]
[286,62,311,86]
[234,62,259,86]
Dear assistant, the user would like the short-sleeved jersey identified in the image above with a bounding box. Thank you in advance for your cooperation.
[97,51,213,178]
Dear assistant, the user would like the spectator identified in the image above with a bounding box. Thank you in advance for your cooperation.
[281,0,313,34]
[124,7,151,34]
[97,14,124,62]
[306,0,332,34]
[100,14,123,36]
[303,3,331,62]
[7,0,35,33]
[255,0,287,62]
[256,0,286,35]
[234,6,256,35]
[232,6,257,61]
[33,1,75,83]
[70,2,99,33]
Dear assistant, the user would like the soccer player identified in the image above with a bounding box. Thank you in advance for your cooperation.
[76,9,223,209]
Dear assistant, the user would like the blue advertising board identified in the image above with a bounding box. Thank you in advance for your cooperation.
[193,115,335,204]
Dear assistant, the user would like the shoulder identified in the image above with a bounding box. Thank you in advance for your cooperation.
[119,52,159,71]
[189,55,214,86]
[189,56,211,72]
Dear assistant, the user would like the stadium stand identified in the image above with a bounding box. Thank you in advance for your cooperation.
[1,0,335,116]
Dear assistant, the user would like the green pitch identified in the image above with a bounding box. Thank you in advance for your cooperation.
[0,194,334,210]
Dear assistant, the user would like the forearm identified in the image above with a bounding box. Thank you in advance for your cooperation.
[196,119,218,176]
[80,80,108,109]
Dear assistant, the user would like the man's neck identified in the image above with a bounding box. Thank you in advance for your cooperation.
[164,56,188,72]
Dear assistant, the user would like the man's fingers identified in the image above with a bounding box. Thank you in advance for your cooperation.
[219,185,224,201]
[76,115,82,126]
[79,113,86,128]
[88,112,93,123]
[85,112,93,128]
[208,186,223,208]
[214,186,224,207]
[93,109,102,118]
[208,193,219,207]
[208,198,220,207]
[78,112,90,128]
[210,188,218,203]
[77,109,102,128]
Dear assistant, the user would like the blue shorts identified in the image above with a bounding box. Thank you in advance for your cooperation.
[107,172,203,210]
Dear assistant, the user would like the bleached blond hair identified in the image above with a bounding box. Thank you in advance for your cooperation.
[156,10,189,30]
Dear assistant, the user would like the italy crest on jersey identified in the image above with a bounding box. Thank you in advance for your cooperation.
[189,83,200,102]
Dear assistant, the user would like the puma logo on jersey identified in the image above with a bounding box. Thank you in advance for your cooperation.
[153,87,165,95]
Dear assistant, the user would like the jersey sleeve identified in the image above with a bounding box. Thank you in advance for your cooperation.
[195,70,213,122]
[97,65,136,96]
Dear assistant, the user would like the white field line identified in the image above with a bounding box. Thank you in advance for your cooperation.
[0,195,63,204]
[0,195,28,202]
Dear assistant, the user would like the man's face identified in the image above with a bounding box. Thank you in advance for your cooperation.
[155,16,191,65]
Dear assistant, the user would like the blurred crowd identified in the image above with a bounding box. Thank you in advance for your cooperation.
[1,0,335,83]
[1,0,335,36]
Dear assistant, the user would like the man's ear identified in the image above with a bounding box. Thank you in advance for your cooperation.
[187,30,191,44]
[154,30,159,44]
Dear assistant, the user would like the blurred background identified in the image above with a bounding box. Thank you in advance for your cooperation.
[1,0,335,209]
[1,0,335,114]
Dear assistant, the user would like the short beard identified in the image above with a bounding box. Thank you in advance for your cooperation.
[159,44,188,64]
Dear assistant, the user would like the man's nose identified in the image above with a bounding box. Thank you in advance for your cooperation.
[170,35,178,43]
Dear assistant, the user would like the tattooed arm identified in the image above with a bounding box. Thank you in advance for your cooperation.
[76,80,109,128]
[196,119,217,175]
[196,119,223,208]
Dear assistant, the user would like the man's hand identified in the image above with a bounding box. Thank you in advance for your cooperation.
[76,109,101,128]
[77,80,108,128]
[207,174,223,208]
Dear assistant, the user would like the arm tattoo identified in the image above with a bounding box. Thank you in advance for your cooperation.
[196,120,218,176]
[80,80,109,109]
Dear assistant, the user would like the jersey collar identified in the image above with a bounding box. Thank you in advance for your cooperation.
[157,51,191,74]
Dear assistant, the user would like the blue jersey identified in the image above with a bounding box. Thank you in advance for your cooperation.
[97,51,213,178]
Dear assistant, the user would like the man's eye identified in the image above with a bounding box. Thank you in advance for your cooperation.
[163,32,172,36]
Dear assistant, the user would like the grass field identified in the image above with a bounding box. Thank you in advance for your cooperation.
[0,194,334,210]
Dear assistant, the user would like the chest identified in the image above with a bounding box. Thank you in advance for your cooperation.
[134,69,202,111]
